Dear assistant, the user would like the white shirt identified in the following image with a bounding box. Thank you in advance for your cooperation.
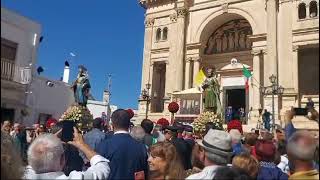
[24,155,110,179]
[186,165,221,180]
[277,155,290,174]
[114,130,129,135]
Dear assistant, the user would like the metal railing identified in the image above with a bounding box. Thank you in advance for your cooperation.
[1,58,31,84]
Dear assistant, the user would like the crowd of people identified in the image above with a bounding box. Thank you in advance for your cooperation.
[1,108,319,179]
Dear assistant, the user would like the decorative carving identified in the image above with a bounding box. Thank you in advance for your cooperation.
[170,13,177,22]
[292,45,299,52]
[262,49,267,55]
[145,18,154,28]
[176,8,188,18]
[221,3,228,13]
[204,19,253,55]
[231,58,238,65]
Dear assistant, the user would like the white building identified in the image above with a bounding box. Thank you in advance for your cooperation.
[1,7,41,124]
[137,0,319,131]
[87,90,117,121]
[25,76,74,126]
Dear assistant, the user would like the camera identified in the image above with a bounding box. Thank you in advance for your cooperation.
[46,81,54,87]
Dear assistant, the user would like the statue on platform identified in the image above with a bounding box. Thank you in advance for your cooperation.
[201,67,222,115]
[72,65,91,106]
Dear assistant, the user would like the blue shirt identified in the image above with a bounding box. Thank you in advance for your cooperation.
[96,133,148,180]
[257,161,288,180]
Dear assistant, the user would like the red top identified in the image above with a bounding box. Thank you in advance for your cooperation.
[227,119,243,134]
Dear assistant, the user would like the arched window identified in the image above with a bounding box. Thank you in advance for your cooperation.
[156,28,162,41]
[310,1,318,17]
[298,3,307,19]
[162,27,168,40]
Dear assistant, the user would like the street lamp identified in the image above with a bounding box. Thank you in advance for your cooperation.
[141,83,151,119]
[260,74,284,132]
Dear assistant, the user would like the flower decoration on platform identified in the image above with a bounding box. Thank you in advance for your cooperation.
[168,102,179,113]
[60,105,93,130]
[192,111,223,135]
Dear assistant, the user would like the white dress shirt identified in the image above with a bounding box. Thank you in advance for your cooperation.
[24,155,110,179]
[186,165,221,180]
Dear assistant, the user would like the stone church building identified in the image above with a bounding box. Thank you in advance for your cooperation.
[137,0,319,130]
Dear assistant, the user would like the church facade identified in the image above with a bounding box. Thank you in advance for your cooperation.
[137,0,319,130]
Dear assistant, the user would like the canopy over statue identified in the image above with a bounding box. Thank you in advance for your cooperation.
[71,65,91,106]
[201,67,222,115]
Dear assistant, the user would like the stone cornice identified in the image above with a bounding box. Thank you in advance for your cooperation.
[139,0,177,9]
[186,42,202,50]
[251,49,262,56]
[248,33,267,42]
[292,27,319,36]
[150,47,170,54]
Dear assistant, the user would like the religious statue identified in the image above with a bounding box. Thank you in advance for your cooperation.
[239,31,246,49]
[234,30,239,49]
[206,36,215,54]
[245,30,252,49]
[201,67,222,115]
[222,33,228,52]
[228,33,235,51]
[71,65,91,106]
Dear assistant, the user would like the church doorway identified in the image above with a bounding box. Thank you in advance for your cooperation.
[226,88,246,112]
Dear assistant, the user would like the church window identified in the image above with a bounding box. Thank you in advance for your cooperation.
[162,27,168,40]
[310,1,318,17]
[298,3,307,19]
[156,28,162,41]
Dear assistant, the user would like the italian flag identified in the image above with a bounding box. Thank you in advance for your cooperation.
[242,65,252,94]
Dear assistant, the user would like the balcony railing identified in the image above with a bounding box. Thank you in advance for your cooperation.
[1,58,31,84]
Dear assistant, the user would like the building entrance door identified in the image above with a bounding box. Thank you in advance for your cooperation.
[226,88,246,112]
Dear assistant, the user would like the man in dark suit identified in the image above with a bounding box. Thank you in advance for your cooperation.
[96,109,148,179]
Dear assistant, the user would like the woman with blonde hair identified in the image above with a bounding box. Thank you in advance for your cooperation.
[232,153,260,179]
[148,142,186,179]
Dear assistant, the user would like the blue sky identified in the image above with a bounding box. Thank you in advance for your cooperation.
[2,0,146,109]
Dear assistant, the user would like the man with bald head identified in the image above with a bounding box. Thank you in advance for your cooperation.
[287,130,319,179]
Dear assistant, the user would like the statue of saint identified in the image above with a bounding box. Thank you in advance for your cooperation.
[72,65,91,106]
[222,33,228,52]
[201,67,222,115]
[239,31,246,49]
[234,30,239,49]
[206,36,216,54]
[228,33,235,51]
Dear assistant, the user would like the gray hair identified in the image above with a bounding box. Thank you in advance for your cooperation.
[27,133,64,173]
[287,130,317,161]
[229,129,242,143]
[130,126,146,142]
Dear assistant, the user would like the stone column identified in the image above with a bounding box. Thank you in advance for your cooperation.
[252,49,262,110]
[292,45,299,106]
[193,58,200,87]
[141,18,154,90]
[266,0,278,86]
[164,61,171,97]
[175,8,188,91]
[184,58,191,89]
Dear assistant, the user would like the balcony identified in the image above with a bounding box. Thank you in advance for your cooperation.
[1,58,31,84]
